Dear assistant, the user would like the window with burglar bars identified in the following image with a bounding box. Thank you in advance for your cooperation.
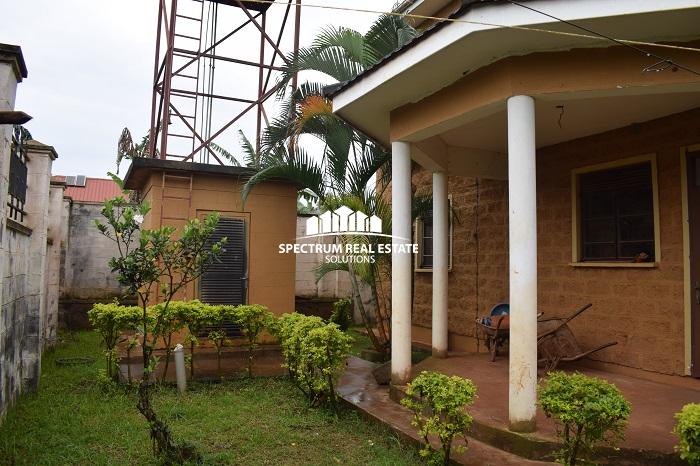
[7,125,29,223]
[578,161,656,262]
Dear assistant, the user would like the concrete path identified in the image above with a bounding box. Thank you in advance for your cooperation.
[338,357,555,466]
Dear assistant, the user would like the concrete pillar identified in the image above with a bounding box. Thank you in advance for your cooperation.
[391,140,412,385]
[507,95,538,432]
[22,140,57,392]
[432,171,449,357]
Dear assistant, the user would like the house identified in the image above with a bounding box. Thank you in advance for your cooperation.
[123,157,297,316]
[328,0,700,433]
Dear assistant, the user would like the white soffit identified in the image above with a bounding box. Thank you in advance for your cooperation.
[332,0,700,145]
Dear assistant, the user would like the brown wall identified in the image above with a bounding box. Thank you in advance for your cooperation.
[411,107,700,375]
[139,170,297,316]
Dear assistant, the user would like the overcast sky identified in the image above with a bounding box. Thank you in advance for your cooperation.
[1,0,398,177]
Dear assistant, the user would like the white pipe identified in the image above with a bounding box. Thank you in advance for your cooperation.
[432,171,449,358]
[391,140,413,385]
[507,95,538,432]
[173,343,187,393]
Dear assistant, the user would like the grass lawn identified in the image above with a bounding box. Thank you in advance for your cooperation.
[0,331,421,466]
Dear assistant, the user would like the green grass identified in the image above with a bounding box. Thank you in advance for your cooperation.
[348,326,374,357]
[0,332,421,466]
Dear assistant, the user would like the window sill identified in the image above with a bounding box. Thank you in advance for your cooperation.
[414,267,453,273]
[6,218,32,236]
[568,261,657,268]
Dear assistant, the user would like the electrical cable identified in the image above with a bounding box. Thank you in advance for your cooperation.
[505,0,700,77]
[239,0,700,57]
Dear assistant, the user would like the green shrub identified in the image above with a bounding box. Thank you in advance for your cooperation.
[149,302,186,382]
[401,371,477,466]
[539,371,631,466]
[231,304,274,376]
[272,313,352,409]
[87,302,143,378]
[675,403,700,465]
[330,298,353,330]
[172,300,212,379]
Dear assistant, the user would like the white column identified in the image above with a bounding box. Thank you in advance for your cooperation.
[507,95,538,432]
[391,141,413,385]
[432,171,449,358]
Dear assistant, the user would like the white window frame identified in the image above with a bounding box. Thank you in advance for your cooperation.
[414,194,453,272]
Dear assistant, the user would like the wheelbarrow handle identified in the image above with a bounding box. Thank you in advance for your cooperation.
[537,303,593,341]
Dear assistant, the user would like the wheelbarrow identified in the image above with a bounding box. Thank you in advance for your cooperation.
[476,303,617,370]
[536,303,618,372]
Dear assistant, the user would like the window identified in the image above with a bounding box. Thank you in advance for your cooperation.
[7,125,29,223]
[415,196,453,272]
[572,156,659,264]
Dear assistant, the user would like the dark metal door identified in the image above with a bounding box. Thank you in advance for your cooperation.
[688,152,700,377]
[200,217,247,336]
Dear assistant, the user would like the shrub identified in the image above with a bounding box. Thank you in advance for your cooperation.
[171,300,211,379]
[88,302,142,378]
[150,302,186,382]
[675,403,700,465]
[401,371,477,466]
[330,298,353,330]
[539,371,631,466]
[231,304,274,376]
[272,313,352,409]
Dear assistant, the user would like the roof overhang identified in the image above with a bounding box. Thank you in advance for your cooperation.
[123,157,258,191]
[331,0,700,146]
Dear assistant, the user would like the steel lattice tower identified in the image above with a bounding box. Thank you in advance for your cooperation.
[148,0,301,164]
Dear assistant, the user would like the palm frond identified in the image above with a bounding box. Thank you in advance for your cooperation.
[241,147,325,202]
[210,142,242,166]
[314,260,349,282]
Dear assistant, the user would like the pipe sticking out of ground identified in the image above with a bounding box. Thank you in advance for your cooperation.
[173,344,187,393]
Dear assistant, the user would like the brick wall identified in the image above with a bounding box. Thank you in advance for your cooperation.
[411,107,700,376]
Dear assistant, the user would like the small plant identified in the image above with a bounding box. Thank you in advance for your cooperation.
[272,313,352,409]
[401,371,477,466]
[173,300,209,379]
[231,304,274,377]
[539,371,631,466]
[674,402,700,465]
[151,302,185,383]
[87,302,141,379]
[330,298,353,330]
[95,191,224,463]
[208,329,228,379]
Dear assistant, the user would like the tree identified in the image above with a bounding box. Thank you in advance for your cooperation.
[95,190,225,463]
[240,13,418,353]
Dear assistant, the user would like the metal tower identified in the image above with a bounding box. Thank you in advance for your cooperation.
[148,0,301,164]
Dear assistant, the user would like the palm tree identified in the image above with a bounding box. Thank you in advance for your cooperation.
[241,13,418,352]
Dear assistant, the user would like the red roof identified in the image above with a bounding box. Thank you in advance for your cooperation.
[54,176,123,204]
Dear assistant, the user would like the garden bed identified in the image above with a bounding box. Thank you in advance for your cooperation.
[0,331,421,465]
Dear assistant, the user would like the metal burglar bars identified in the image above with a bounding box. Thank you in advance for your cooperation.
[148,0,302,165]
[7,125,29,223]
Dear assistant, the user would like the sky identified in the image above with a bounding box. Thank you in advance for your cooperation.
[0,0,398,178]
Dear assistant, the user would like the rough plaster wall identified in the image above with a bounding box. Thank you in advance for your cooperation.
[0,148,51,419]
[410,108,700,376]
[60,202,125,300]
[0,59,23,420]
[43,184,64,346]
[295,216,352,299]
[411,170,509,338]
